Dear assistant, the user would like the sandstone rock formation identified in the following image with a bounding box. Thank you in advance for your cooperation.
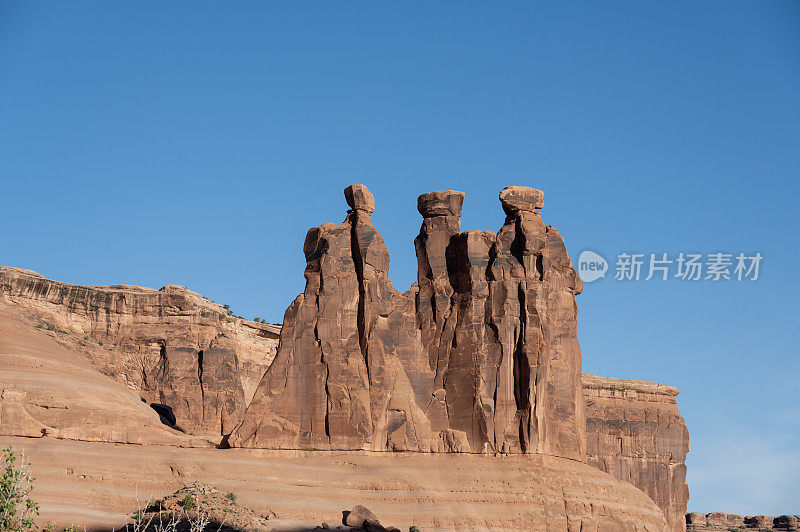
[231,184,585,460]
[686,512,799,531]
[0,183,694,531]
[584,374,690,532]
[0,267,279,437]
[0,305,200,446]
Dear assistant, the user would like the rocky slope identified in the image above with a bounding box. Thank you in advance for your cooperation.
[584,374,689,532]
[0,305,199,446]
[0,266,279,437]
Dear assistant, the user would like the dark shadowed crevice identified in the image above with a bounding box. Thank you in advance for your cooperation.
[514,283,530,453]
[197,349,205,420]
[155,343,168,383]
[349,215,369,381]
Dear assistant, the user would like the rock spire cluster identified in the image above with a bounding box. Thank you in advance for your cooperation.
[230,184,585,460]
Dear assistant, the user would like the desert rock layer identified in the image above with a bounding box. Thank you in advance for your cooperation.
[0,266,279,437]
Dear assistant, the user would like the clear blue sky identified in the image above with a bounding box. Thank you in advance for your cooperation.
[2,1,798,514]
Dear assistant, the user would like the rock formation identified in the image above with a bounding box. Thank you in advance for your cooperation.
[584,374,690,532]
[0,305,200,446]
[231,184,585,459]
[0,267,279,437]
[686,512,799,531]
[0,183,694,531]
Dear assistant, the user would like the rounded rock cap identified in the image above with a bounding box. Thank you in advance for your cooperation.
[344,184,375,214]
[417,190,465,218]
[499,186,544,214]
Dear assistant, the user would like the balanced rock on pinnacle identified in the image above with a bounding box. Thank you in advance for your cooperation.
[416,190,465,218]
[498,185,544,214]
[344,183,376,214]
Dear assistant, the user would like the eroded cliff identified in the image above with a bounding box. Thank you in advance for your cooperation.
[584,374,690,532]
[0,267,279,437]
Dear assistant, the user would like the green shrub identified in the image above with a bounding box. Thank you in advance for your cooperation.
[0,447,39,532]
[179,493,196,511]
[409,527,420,532]
[224,491,236,504]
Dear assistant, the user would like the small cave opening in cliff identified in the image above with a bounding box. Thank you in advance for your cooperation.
[149,403,176,427]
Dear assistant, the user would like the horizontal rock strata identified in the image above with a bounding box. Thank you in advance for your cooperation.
[584,374,690,532]
[0,266,279,437]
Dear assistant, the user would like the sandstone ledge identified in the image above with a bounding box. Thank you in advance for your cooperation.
[583,373,679,403]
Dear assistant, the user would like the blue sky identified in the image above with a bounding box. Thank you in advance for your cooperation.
[1,1,798,514]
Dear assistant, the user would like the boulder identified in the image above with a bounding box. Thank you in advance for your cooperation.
[498,185,544,214]
[416,190,464,218]
[344,505,379,527]
[345,183,376,213]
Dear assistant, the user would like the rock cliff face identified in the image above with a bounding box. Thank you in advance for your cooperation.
[230,184,585,460]
[584,374,690,532]
[0,305,205,446]
[0,267,279,437]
